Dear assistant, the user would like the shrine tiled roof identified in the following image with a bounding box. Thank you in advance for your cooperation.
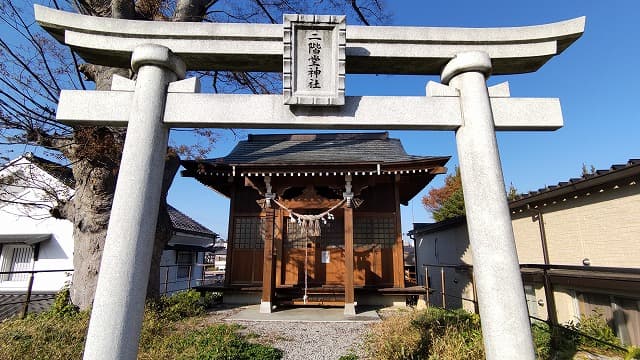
[200,132,442,166]
[181,132,450,203]
[167,204,217,238]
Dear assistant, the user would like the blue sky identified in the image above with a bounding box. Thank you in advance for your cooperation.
[166,0,638,240]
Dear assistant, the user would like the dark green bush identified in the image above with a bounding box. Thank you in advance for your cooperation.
[160,289,206,321]
[531,321,554,360]
[567,309,621,351]
[204,291,222,303]
[528,310,625,360]
[46,288,79,318]
[143,323,282,360]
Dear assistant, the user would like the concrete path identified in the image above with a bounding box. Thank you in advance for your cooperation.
[226,305,381,322]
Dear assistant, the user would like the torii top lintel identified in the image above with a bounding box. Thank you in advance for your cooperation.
[34,5,584,76]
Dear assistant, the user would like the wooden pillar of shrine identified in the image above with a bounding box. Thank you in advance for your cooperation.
[224,185,236,286]
[393,175,405,288]
[274,208,284,287]
[260,207,276,313]
[344,206,355,316]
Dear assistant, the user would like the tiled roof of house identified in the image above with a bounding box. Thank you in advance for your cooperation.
[410,216,466,236]
[510,158,640,207]
[7,153,217,239]
[167,204,217,238]
[411,158,640,235]
[201,132,441,165]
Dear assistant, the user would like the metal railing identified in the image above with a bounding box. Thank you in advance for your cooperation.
[0,268,73,319]
[0,264,225,319]
[159,263,223,295]
[519,263,640,274]
[419,263,630,352]
[420,263,476,310]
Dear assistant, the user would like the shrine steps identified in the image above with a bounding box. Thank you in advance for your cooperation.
[275,286,346,307]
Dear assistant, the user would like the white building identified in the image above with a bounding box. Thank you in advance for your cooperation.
[161,205,219,293]
[0,153,216,316]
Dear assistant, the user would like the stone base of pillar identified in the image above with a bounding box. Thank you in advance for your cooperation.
[259,301,272,314]
[416,295,427,310]
[344,303,356,316]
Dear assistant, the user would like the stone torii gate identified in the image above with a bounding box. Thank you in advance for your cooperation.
[35,5,584,360]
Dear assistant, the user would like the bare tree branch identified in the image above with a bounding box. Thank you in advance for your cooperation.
[253,0,277,24]
[0,38,59,103]
[351,0,370,25]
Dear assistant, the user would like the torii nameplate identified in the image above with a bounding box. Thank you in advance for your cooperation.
[283,14,346,106]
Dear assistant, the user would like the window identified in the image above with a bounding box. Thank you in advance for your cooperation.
[0,245,33,282]
[576,291,640,346]
[286,220,344,248]
[176,251,193,280]
[232,216,263,249]
[524,284,538,317]
[354,216,396,248]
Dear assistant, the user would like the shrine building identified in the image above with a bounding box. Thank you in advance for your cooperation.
[183,132,448,311]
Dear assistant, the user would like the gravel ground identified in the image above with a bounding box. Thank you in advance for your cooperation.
[201,304,378,359]
[233,320,372,360]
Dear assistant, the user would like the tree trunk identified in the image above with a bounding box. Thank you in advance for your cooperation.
[68,137,180,308]
[65,64,125,308]
[67,65,178,308]
[146,151,180,301]
[66,0,213,310]
[67,129,121,309]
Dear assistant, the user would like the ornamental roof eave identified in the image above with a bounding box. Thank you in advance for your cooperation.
[181,156,449,177]
[181,159,448,205]
[181,133,450,183]
[34,5,585,75]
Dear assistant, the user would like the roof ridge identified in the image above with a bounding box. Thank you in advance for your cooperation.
[247,132,389,142]
[167,204,217,237]
[512,158,640,204]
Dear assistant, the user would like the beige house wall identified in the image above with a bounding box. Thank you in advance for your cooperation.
[511,183,639,267]
[414,179,638,326]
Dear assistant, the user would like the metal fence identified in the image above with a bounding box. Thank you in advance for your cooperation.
[159,263,223,295]
[0,268,73,320]
[419,263,629,352]
[0,264,225,320]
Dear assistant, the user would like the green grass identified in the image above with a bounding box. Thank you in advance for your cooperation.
[0,290,281,360]
[365,307,633,360]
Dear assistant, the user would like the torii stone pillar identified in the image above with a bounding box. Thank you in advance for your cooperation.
[442,51,535,360]
[83,44,185,360]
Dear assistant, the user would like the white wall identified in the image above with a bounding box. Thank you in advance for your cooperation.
[1,156,214,296]
[414,221,476,311]
[159,249,205,294]
[0,162,74,293]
